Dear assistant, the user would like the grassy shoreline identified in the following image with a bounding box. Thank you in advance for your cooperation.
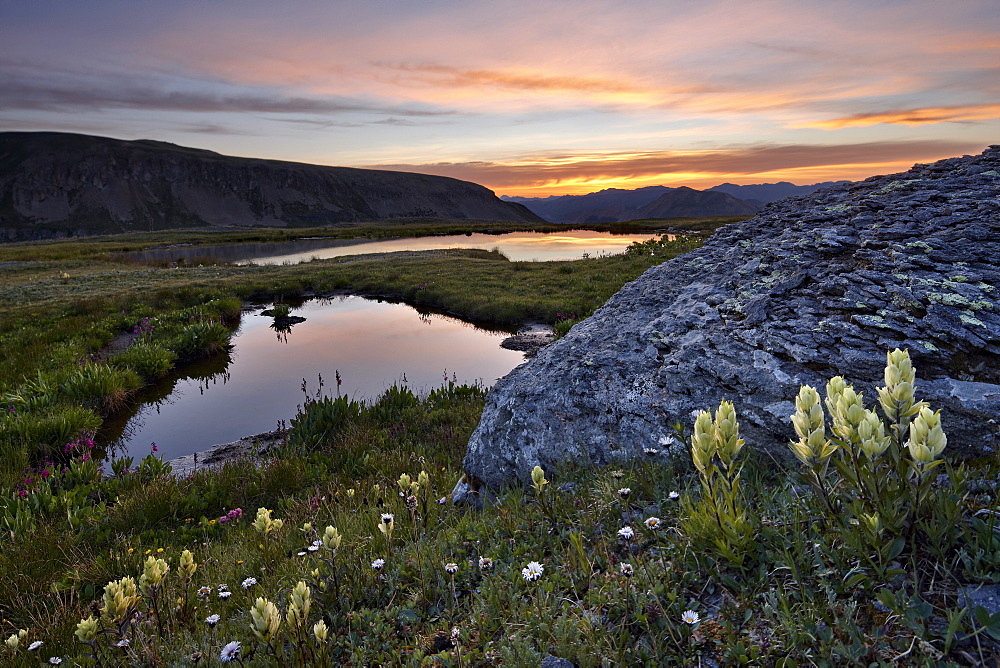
[3,220,999,665]
[0,227,704,480]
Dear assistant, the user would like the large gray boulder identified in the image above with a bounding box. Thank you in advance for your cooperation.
[462,147,1000,491]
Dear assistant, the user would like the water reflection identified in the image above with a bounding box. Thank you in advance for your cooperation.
[123,230,662,266]
[98,297,526,462]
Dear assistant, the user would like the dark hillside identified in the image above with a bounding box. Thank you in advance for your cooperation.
[0,132,541,240]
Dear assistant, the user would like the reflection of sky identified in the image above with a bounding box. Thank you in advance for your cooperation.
[124,231,662,265]
[2,1,996,196]
[108,297,524,462]
[241,231,660,264]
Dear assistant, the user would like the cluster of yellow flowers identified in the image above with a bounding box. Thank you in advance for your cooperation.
[789,349,946,469]
[253,507,284,536]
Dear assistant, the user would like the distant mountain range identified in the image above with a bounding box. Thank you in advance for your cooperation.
[504,180,847,223]
[0,132,541,241]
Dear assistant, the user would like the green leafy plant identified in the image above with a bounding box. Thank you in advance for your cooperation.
[787,348,959,583]
[681,400,757,570]
[167,319,231,360]
[113,342,177,380]
[288,394,363,453]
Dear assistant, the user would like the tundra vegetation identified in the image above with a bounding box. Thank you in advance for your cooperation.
[2,218,999,665]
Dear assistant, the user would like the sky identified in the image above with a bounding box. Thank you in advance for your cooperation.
[1,0,997,197]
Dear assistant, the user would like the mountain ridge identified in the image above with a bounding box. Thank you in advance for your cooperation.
[505,180,848,223]
[0,132,541,240]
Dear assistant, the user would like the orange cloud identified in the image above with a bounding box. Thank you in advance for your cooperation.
[385,64,643,94]
[802,103,1000,129]
[369,140,986,196]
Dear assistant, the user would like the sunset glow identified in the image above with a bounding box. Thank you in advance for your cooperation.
[1,0,996,197]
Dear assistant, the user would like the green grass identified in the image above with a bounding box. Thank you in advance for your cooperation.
[2,383,999,665]
[0,225,700,491]
[3,221,997,664]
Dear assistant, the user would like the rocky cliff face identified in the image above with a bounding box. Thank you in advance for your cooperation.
[0,132,541,240]
[462,147,1000,491]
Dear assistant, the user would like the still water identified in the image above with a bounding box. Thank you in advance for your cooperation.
[99,297,527,462]
[126,230,661,265]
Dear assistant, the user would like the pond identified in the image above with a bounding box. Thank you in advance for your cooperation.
[98,297,528,462]
[124,230,662,265]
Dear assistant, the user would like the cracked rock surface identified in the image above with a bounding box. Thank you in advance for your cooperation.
[461,147,1000,491]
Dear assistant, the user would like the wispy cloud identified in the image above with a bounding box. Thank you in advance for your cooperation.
[370,140,987,195]
[0,65,449,119]
[802,104,1000,129]
[380,63,709,96]
[1,0,997,195]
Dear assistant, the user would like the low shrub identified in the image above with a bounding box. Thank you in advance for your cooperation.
[113,342,177,380]
[288,394,363,453]
[0,404,101,463]
[370,384,420,425]
[60,363,142,413]
[167,320,231,360]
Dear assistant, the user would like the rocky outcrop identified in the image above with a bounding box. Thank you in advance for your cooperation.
[462,147,1000,490]
[0,132,541,240]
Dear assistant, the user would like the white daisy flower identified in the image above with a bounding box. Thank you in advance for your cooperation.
[643,448,659,455]
[205,614,220,627]
[372,558,385,570]
[618,487,631,499]
[617,526,635,541]
[681,610,700,625]
[380,513,394,524]
[668,491,680,500]
[115,638,130,648]
[307,544,320,552]
[49,658,63,665]
[478,556,494,570]
[241,577,257,589]
[644,517,662,530]
[445,562,458,574]
[197,585,212,598]
[620,563,635,577]
[659,435,677,447]
[28,641,42,651]
[220,640,241,662]
[218,590,232,599]
[521,561,544,582]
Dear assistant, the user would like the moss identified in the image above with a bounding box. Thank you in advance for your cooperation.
[926,292,992,310]
[958,312,986,327]
[855,314,893,328]
[872,179,919,195]
[905,240,934,254]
